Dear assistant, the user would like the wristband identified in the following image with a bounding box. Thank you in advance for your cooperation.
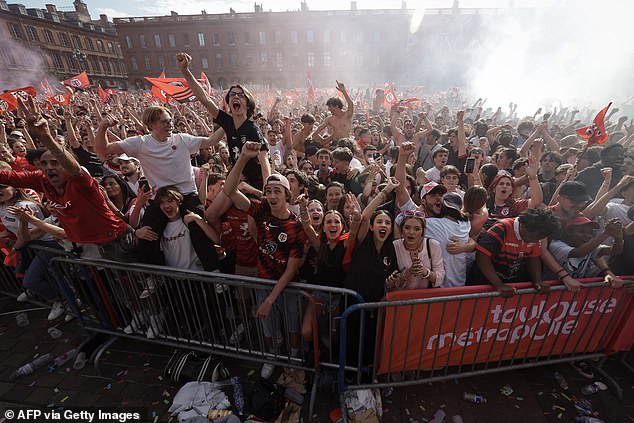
[556,269,567,276]
[557,272,570,281]
[422,269,431,279]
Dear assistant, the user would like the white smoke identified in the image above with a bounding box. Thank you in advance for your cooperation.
[466,0,634,115]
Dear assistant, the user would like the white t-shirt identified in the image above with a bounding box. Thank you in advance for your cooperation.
[424,217,471,287]
[604,200,631,225]
[119,133,204,195]
[424,167,442,183]
[160,219,203,271]
[549,240,603,279]
[0,201,55,242]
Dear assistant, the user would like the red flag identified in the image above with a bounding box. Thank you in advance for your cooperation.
[97,84,111,103]
[151,71,168,104]
[0,93,18,113]
[6,86,37,100]
[145,77,197,104]
[383,88,398,108]
[576,103,611,146]
[64,86,75,96]
[398,98,421,109]
[48,94,71,105]
[200,72,212,96]
[40,79,54,96]
[63,71,90,89]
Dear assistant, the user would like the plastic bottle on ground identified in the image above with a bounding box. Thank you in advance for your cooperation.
[463,392,487,404]
[10,354,53,380]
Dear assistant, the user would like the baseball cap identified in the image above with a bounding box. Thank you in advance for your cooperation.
[265,173,290,191]
[565,216,600,230]
[113,153,140,164]
[443,192,463,211]
[559,181,591,203]
[420,181,447,199]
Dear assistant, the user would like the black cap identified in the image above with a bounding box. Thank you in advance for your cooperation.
[559,181,591,203]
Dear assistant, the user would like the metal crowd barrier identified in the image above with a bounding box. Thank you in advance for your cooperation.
[49,255,363,418]
[337,278,634,422]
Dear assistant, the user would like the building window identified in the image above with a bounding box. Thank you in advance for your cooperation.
[43,30,54,44]
[244,32,251,45]
[92,57,101,72]
[276,52,283,67]
[112,60,120,74]
[260,51,267,65]
[230,53,237,68]
[130,56,138,71]
[0,47,17,66]
[183,33,190,47]
[85,38,93,50]
[323,51,330,67]
[168,34,176,47]
[102,58,111,74]
[307,52,314,67]
[215,53,223,68]
[125,35,132,48]
[307,30,314,43]
[212,33,220,46]
[259,31,266,45]
[52,53,64,69]
[374,31,381,43]
[97,40,104,52]
[340,30,346,43]
[228,32,235,46]
[291,31,297,44]
[59,32,69,46]
[324,30,330,43]
[356,52,363,67]
[8,23,21,39]
[356,31,364,43]
[144,56,151,70]
[244,53,252,68]
[275,30,281,44]
[26,26,39,42]
[158,56,166,70]
[198,33,205,47]
[201,57,208,69]
[291,51,299,65]
[73,35,82,49]
[154,34,161,48]
[140,35,146,48]
[107,42,114,53]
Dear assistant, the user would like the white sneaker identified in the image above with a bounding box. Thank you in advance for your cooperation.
[146,313,164,339]
[229,323,245,345]
[47,301,65,321]
[64,313,74,322]
[123,312,147,334]
[261,363,275,379]
[17,291,30,302]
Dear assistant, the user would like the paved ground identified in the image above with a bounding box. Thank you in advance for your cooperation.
[0,294,632,423]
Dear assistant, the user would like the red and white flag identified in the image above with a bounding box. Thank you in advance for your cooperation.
[0,92,18,113]
[151,71,168,104]
[63,71,90,89]
[97,84,111,103]
[48,94,71,105]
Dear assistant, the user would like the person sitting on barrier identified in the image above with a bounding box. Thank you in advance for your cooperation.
[297,193,357,348]
[470,208,560,297]
[223,142,306,379]
[0,185,66,320]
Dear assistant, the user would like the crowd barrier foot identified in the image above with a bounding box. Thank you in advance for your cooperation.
[595,356,623,400]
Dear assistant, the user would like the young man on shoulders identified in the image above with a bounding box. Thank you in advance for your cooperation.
[312,81,354,144]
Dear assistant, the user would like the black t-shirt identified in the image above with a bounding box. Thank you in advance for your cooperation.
[344,233,397,302]
[214,110,268,189]
[314,239,347,288]
[71,145,103,177]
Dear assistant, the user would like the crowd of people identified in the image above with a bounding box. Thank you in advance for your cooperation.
[1,51,633,379]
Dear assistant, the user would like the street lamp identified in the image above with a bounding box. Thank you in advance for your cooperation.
[72,49,87,71]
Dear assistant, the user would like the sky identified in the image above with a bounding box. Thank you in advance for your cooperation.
[14,0,553,19]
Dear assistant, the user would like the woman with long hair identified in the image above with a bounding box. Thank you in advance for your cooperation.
[486,156,542,222]
[100,173,137,216]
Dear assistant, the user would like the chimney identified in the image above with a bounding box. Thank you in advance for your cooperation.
[351,1,357,11]
[45,3,57,12]
[401,1,407,9]
[170,10,178,16]
[99,14,108,25]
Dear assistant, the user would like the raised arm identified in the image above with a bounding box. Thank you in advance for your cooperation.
[526,155,543,208]
[200,126,225,149]
[357,177,398,241]
[94,115,125,158]
[395,143,414,207]
[583,175,634,219]
[176,52,219,119]
[336,81,354,117]
[297,194,320,250]
[21,98,81,177]
[457,110,467,158]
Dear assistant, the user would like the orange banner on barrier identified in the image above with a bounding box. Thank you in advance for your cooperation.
[377,281,632,374]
